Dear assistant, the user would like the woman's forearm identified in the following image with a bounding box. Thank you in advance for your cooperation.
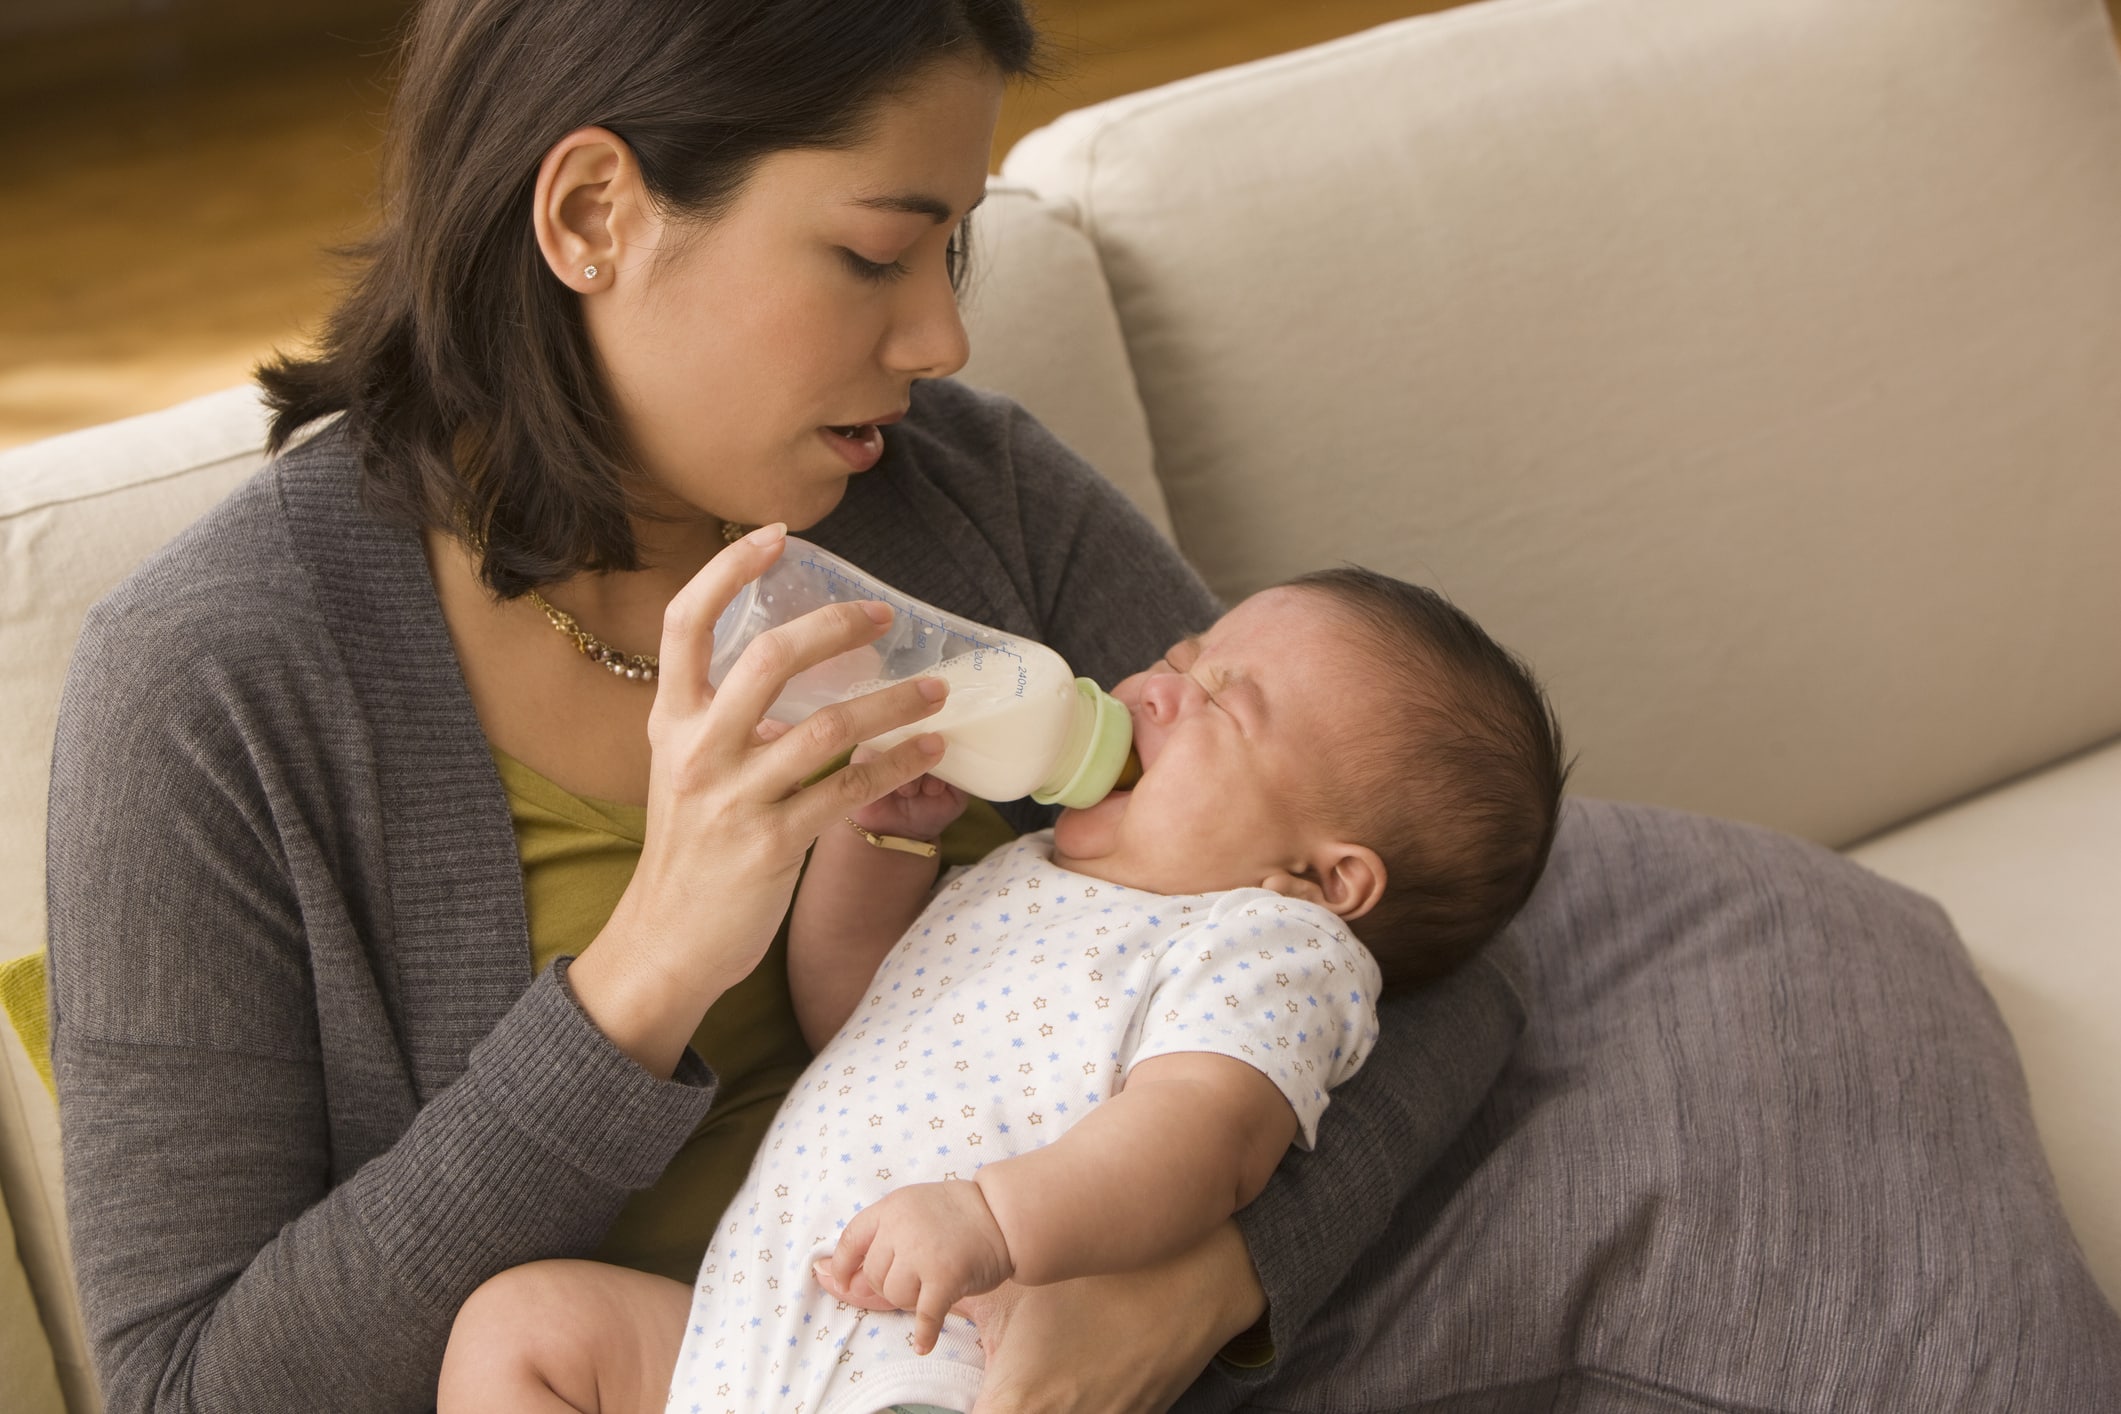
[568,892,740,1078]
[55,963,715,1414]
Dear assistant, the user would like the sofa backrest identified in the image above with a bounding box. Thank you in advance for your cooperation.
[1003,0,2121,849]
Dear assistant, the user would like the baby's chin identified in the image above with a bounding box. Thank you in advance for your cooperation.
[1049,789,1131,878]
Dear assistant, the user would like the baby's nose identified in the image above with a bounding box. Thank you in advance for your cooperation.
[1139,670,1206,723]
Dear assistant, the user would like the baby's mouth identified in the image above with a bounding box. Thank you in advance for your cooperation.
[1113,744,1143,791]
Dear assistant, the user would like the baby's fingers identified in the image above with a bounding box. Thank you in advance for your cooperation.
[913,1283,953,1355]
[828,1208,881,1291]
[792,734,945,839]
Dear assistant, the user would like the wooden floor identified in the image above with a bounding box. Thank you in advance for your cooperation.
[0,1,1456,452]
[4,0,2118,452]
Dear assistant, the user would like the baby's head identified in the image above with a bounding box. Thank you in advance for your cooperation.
[1051,568,1569,988]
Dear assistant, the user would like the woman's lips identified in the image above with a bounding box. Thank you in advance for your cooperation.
[818,422,885,472]
[818,408,905,473]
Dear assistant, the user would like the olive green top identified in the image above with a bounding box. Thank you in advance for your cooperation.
[489,746,808,1280]
[490,745,1021,1282]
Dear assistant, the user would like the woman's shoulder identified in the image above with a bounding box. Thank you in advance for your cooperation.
[889,378,1103,506]
[75,424,355,708]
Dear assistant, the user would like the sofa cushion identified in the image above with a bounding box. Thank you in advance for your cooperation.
[1002,0,2121,850]
[956,183,1172,540]
[1181,798,2121,1412]
[0,1156,66,1414]
[1851,734,2121,1303]
[0,385,272,962]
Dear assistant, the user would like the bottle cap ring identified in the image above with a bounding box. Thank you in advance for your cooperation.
[1032,679,1136,810]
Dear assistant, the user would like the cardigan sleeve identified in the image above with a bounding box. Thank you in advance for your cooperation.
[45,585,717,1414]
[986,397,1529,1371]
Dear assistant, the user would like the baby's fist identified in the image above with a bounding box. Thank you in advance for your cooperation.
[848,749,968,843]
[816,1180,1012,1354]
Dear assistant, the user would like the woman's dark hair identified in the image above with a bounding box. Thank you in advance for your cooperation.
[1286,567,1572,990]
[259,0,1046,598]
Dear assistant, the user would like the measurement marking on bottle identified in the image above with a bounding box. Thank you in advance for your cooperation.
[797,555,1027,666]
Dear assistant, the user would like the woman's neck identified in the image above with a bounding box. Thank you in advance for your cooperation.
[556,515,729,622]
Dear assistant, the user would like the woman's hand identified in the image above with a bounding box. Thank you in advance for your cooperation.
[568,524,951,1076]
[955,1220,1267,1414]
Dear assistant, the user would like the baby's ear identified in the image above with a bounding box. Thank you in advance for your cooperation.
[1307,843,1386,922]
[1261,844,1384,918]
[1259,870,1327,905]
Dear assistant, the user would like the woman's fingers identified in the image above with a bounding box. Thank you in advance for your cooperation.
[653,522,788,717]
[966,1225,1260,1414]
[788,733,945,837]
[813,1262,892,1311]
[708,598,894,731]
[756,676,947,794]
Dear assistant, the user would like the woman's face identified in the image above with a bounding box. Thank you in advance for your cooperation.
[578,58,1003,531]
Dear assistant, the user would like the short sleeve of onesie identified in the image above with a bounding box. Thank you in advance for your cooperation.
[1124,890,1382,1150]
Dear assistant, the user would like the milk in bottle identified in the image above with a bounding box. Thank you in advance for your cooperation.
[707,537,1136,807]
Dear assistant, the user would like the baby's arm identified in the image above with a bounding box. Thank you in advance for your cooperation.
[819,1052,1298,1349]
[977,1051,1299,1282]
[787,766,967,1051]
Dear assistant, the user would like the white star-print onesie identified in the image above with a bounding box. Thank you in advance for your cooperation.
[664,830,1382,1414]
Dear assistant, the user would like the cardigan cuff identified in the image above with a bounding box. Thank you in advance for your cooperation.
[1231,1103,1397,1367]
[463,957,718,1192]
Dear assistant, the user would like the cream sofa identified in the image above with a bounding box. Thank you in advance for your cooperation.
[6,0,2120,1407]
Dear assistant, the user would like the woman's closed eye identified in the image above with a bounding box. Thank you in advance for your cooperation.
[840,233,966,286]
[841,249,911,284]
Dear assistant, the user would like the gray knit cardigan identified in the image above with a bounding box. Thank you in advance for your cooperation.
[46,379,1523,1413]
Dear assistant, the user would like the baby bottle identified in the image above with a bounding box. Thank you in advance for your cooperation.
[708,536,1138,808]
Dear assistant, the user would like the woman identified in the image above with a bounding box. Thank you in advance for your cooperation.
[47,1,1513,1410]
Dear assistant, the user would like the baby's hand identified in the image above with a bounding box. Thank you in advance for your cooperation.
[847,745,968,844]
[813,1180,1012,1354]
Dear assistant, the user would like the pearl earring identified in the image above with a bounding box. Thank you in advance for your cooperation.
[583,265,599,279]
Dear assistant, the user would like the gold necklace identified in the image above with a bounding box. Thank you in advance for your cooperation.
[469,519,755,684]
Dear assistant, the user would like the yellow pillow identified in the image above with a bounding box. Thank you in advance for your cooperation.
[0,951,52,1099]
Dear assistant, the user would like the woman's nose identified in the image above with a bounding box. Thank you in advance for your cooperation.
[882,261,971,382]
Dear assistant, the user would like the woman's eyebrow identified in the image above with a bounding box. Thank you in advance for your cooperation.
[848,191,989,224]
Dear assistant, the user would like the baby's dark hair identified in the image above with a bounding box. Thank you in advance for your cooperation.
[1284,568,1571,989]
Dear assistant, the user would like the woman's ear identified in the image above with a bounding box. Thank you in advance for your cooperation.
[532,126,653,293]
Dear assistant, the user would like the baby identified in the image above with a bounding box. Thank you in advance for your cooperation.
[442,565,1568,1414]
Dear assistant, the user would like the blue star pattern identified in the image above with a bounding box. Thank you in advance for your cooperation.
[664,831,1381,1414]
